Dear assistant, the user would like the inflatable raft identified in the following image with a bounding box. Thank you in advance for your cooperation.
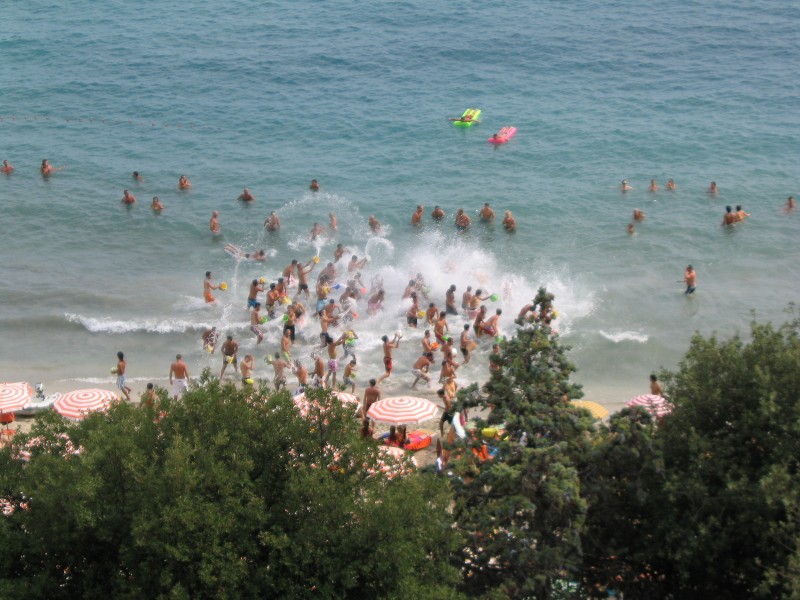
[488,126,517,144]
[454,108,481,127]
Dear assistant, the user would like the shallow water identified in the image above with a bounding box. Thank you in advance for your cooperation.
[2,0,799,409]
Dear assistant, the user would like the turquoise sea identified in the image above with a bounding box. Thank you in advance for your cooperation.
[2,0,799,409]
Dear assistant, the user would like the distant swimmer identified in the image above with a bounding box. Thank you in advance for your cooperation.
[238,187,255,202]
[786,196,797,212]
[178,174,191,189]
[721,206,737,226]
[225,244,266,261]
[411,205,424,226]
[620,179,633,192]
[632,209,645,221]
[479,202,495,222]
[348,255,368,273]
[310,222,326,240]
[455,208,471,229]
[445,284,458,315]
[431,205,445,221]
[132,171,142,181]
[151,196,164,211]
[735,205,750,222]
[707,181,718,194]
[264,211,281,231]
[502,210,516,231]
[368,215,381,233]
[649,179,659,192]
[204,271,219,303]
[210,211,221,234]
[627,222,635,235]
[667,178,676,191]
[684,265,696,295]
[333,243,346,262]
[1,160,14,175]
[309,178,320,192]
[329,212,338,231]
[121,190,136,205]
[40,159,64,177]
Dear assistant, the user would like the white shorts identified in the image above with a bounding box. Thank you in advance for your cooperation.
[172,378,189,397]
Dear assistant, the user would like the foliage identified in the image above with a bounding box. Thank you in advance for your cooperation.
[450,292,592,599]
[0,381,463,599]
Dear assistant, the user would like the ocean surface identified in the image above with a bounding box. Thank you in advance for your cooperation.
[2,0,799,409]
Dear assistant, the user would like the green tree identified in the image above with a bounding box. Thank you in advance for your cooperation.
[450,291,592,599]
[0,379,463,599]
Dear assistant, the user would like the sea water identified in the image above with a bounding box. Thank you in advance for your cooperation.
[2,0,799,410]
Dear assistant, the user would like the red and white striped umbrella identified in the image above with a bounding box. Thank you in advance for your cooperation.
[53,389,117,421]
[367,396,439,426]
[0,382,34,413]
[626,394,673,418]
[293,390,360,417]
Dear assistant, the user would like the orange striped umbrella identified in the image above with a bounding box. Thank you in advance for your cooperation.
[54,389,117,421]
[367,396,439,426]
[0,382,33,413]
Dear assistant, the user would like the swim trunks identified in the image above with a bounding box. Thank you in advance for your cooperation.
[435,332,445,343]
[223,355,237,367]
[407,315,418,326]
[685,286,696,295]
[383,356,393,373]
[116,374,127,391]
[411,368,426,379]
[460,347,468,357]
[250,325,263,337]
[446,305,458,315]
[172,378,189,398]
[328,359,338,373]
[204,291,215,303]
[343,375,355,386]
[247,298,258,308]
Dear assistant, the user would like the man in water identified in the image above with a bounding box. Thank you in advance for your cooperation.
[479,202,495,222]
[684,265,696,295]
[707,181,718,194]
[323,333,342,388]
[238,187,255,202]
[1,160,14,175]
[368,215,381,233]
[377,333,401,385]
[40,159,63,177]
[210,211,221,234]
[481,309,502,337]
[735,205,750,222]
[116,351,132,402]
[247,279,264,309]
[411,352,434,388]
[411,205,424,226]
[667,179,676,190]
[342,359,357,393]
[292,360,308,393]
[455,208,471,229]
[132,171,143,181]
[620,180,633,192]
[649,179,659,192]
[220,335,239,379]
[250,303,265,344]
[785,196,796,212]
[502,211,516,231]
[318,261,336,282]
[121,190,136,205]
[151,196,164,211]
[431,205,445,221]
[445,284,458,315]
[310,222,326,240]
[204,271,219,303]
[169,354,190,400]
[309,178,320,192]
[334,243,345,262]
[721,206,737,226]
[461,286,473,312]
[264,211,281,231]
[633,209,645,221]
[460,323,478,363]
[178,174,191,189]
[328,212,338,231]
[202,326,218,353]
[348,255,368,273]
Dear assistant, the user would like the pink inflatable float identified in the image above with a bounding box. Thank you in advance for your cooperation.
[488,126,517,144]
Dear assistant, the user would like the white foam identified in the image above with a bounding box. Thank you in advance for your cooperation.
[598,330,649,344]
[64,313,239,334]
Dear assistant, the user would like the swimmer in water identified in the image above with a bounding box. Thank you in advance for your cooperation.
[632,209,645,221]
[1,160,14,175]
[368,215,381,233]
[735,205,750,222]
[431,205,445,221]
[627,222,635,235]
[132,171,142,181]
[649,179,659,192]
[620,180,633,192]
[238,187,255,202]
[204,271,219,303]
[121,190,136,205]
[479,202,495,222]
[455,208,471,229]
[667,178,676,191]
[264,211,281,231]
[721,206,736,226]
[309,178,320,192]
[785,196,796,212]
[684,265,696,295]
[329,212,338,231]
[707,181,718,194]
[411,205,424,226]
[40,159,64,177]
[334,243,345,262]
[348,255,368,273]
[151,196,164,211]
[310,222,326,240]
[502,210,516,231]
[210,211,221,234]
[225,244,267,261]
[178,174,191,189]
[449,113,479,124]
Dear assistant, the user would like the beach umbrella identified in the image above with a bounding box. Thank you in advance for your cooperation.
[571,399,610,420]
[625,394,673,418]
[0,382,34,414]
[53,389,117,421]
[367,396,439,426]
[293,390,360,417]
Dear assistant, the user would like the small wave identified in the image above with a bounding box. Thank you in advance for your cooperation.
[64,313,213,334]
[598,330,649,344]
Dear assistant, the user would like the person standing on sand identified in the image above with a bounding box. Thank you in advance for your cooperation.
[650,374,663,396]
[361,378,381,421]
[116,351,132,401]
[377,333,401,385]
[169,354,190,400]
[220,335,239,379]
[204,271,218,303]
[684,265,696,295]
[151,196,164,211]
